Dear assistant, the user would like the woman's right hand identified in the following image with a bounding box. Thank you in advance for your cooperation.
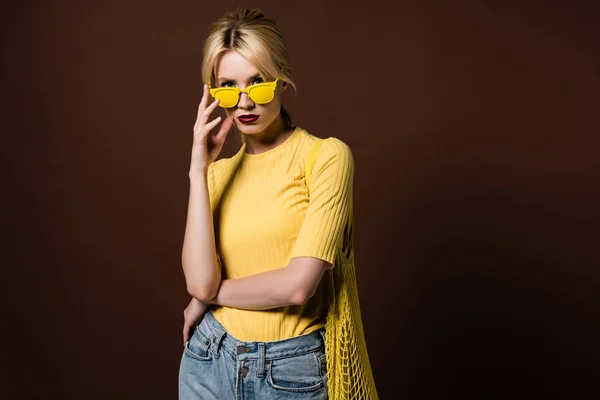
[189,84,234,176]
[182,297,211,345]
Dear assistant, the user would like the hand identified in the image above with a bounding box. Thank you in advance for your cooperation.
[189,84,234,175]
[182,297,210,345]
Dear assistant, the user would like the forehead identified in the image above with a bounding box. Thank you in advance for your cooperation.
[216,50,260,80]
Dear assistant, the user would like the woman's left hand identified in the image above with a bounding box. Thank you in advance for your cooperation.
[182,297,210,345]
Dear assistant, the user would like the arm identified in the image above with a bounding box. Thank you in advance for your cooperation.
[205,256,330,310]
[181,169,221,302]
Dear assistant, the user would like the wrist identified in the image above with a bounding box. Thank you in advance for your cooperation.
[189,167,209,179]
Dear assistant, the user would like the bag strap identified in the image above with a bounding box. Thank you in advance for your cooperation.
[305,139,324,195]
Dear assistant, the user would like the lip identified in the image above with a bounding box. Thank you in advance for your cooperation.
[238,114,259,124]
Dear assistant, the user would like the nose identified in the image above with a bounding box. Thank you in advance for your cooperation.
[237,91,254,110]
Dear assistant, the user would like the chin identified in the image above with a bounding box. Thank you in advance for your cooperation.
[236,125,262,135]
[235,122,271,135]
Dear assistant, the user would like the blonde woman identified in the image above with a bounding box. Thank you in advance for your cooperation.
[178,8,375,400]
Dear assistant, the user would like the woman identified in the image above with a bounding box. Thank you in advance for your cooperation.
[178,8,378,400]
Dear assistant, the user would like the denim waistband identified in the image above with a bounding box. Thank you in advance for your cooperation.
[198,308,326,362]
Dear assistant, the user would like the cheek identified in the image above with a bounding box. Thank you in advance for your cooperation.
[259,104,281,122]
[264,94,284,114]
[254,97,281,116]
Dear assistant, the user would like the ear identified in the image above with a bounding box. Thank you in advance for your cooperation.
[282,81,288,91]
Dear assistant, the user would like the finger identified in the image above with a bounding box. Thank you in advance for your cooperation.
[202,116,222,135]
[183,323,192,345]
[198,84,210,114]
[199,98,221,126]
[195,85,212,126]
[213,116,234,142]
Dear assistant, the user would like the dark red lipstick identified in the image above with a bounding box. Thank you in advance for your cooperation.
[238,114,259,124]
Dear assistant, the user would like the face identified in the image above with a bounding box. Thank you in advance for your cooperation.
[213,49,286,135]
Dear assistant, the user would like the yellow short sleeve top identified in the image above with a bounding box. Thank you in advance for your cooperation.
[206,126,354,342]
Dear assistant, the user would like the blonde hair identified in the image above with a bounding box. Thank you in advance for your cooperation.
[201,9,296,142]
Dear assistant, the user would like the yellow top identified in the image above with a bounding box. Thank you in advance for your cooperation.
[207,126,352,342]
[206,126,379,399]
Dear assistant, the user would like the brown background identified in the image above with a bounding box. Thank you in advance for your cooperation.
[2,0,599,398]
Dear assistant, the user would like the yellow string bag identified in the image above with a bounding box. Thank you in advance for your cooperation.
[305,139,379,400]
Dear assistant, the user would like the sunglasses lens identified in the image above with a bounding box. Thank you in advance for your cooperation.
[214,90,238,108]
[249,86,275,104]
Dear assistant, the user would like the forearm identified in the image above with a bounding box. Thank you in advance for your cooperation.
[181,171,221,301]
[206,268,301,310]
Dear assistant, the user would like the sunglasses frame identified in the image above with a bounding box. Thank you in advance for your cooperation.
[208,78,280,108]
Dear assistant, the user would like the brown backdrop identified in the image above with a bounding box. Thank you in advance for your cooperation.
[3,0,599,398]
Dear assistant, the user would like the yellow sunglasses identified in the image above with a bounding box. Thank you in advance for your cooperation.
[208,78,279,108]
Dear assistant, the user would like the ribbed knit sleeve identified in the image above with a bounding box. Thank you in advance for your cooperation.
[204,161,213,204]
[207,160,222,267]
[206,159,224,214]
[290,137,354,268]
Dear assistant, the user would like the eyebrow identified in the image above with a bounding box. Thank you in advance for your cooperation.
[217,73,261,84]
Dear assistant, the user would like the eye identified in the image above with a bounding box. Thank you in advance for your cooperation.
[220,81,235,88]
[251,77,264,85]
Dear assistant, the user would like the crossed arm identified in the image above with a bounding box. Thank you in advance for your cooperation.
[181,170,331,310]
[201,256,331,310]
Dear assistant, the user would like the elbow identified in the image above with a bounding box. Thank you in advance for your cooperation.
[182,260,222,302]
[187,282,218,303]
[290,287,314,306]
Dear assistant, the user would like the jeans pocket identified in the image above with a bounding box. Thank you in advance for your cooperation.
[267,349,326,393]
[183,327,212,361]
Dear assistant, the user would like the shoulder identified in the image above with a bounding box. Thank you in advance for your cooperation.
[208,157,229,172]
[207,154,237,184]
[316,136,354,167]
[321,136,352,155]
[207,158,225,176]
[299,127,353,162]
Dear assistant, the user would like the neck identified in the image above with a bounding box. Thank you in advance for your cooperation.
[242,114,293,155]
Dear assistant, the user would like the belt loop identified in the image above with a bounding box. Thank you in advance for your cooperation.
[256,343,266,378]
[212,329,226,359]
[318,328,326,346]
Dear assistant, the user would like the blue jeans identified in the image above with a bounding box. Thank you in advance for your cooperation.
[178,309,329,399]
